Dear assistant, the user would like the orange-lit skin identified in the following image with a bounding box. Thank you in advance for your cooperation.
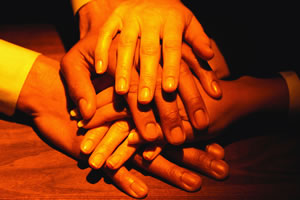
[61,0,222,144]
[75,27,287,188]
[78,36,288,179]
[94,0,215,103]
[16,54,229,198]
[59,0,287,196]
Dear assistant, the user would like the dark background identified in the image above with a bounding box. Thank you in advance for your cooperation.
[1,0,299,77]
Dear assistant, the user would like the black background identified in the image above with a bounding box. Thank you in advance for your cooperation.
[1,0,299,77]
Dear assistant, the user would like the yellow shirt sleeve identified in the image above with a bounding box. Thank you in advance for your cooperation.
[71,0,91,14]
[0,39,40,116]
[280,71,300,118]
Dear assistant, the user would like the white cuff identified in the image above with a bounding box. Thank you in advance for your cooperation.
[0,39,40,116]
[71,0,91,15]
[280,71,300,118]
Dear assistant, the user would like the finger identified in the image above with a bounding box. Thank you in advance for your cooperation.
[142,123,165,161]
[88,120,130,169]
[61,49,96,120]
[138,23,160,104]
[106,129,140,170]
[95,14,122,74]
[178,61,209,130]
[154,66,186,145]
[142,142,165,161]
[205,143,225,160]
[182,43,222,99]
[125,68,160,142]
[184,15,214,60]
[127,122,164,145]
[78,102,129,129]
[162,16,183,92]
[95,86,116,108]
[132,153,202,192]
[163,147,229,180]
[207,39,230,79]
[103,166,148,198]
[115,17,139,94]
[127,128,145,145]
[80,124,110,154]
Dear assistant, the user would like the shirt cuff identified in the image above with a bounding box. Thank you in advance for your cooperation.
[0,39,40,116]
[280,71,300,118]
[71,0,91,15]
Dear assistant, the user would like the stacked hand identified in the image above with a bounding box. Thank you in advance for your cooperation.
[17,54,229,198]
[57,0,232,197]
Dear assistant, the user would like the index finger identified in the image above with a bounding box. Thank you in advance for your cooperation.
[162,15,183,92]
[61,47,96,120]
[125,67,160,142]
[163,146,229,180]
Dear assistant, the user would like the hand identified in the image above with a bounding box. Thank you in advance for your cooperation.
[84,56,289,145]
[16,55,148,198]
[62,1,221,142]
[95,0,214,104]
[79,119,229,192]
[80,39,229,145]
[17,54,214,198]
[61,0,116,120]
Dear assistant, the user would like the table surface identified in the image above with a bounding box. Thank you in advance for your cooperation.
[1,24,300,200]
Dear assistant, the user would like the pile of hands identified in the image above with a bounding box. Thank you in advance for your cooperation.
[18,0,233,198]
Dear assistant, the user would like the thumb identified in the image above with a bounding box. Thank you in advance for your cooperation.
[184,15,214,60]
[61,49,96,120]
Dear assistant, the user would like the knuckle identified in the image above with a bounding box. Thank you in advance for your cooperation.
[113,120,130,131]
[99,28,112,40]
[168,165,182,178]
[164,39,181,51]
[187,96,203,110]
[128,80,139,94]
[161,109,181,125]
[141,43,159,56]
[179,65,191,79]
[119,35,136,47]
[141,73,156,86]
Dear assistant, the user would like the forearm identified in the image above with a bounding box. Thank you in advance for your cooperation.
[234,75,289,115]
[202,75,289,134]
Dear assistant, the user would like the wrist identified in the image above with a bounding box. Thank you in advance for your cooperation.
[221,75,289,123]
[203,75,289,134]
[78,0,114,36]
[16,55,62,116]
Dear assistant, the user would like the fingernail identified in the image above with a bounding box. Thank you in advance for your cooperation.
[130,181,147,198]
[181,172,202,191]
[165,77,175,91]
[70,109,79,118]
[90,153,104,169]
[143,146,157,161]
[77,120,86,128]
[211,80,221,96]
[169,126,185,145]
[106,155,121,169]
[139,87,150,103]
[78,98,88,118]
[128,131,142,145]
[206,143,224,160]
[95,60,103,74]
[211,160,229,179]
[145,123,158,141]
[81,139,94,154]
[194,109,209,130]
[117,77,127,94]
